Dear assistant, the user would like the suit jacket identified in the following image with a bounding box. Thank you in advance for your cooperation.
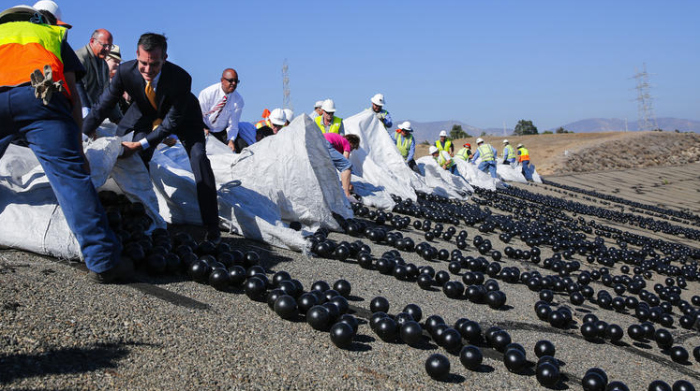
[74,44,122,122]
[83,60,202,147]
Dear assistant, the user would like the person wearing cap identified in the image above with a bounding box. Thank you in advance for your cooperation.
[198,68,246,152]
[429,145,456,174]
[392,121,418,173]
[0,5,127,283]
[315,99,344,135]
[83,33,221,244]
[517,143,533,181]
[502,139,516,166]
[455,143,472,161]
[435,130,454,156]
[470,138,498,178]
[367,93,392,129]
[104,44,132,116]
[75,28,122,123]
[310,100,323,119]
[255,108,286,141]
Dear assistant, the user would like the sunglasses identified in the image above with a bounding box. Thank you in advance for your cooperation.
[223,77,240,84]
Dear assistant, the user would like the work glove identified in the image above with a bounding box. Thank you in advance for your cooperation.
[30,65,65,106]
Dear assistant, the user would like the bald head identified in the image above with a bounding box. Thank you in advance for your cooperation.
[221,68,239,94]
[89,29,113,59]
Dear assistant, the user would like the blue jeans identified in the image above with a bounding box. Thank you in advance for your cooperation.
[327,143,352,172]
[478,160,497,178]
[522,160,533,181]
[0,86,121,272]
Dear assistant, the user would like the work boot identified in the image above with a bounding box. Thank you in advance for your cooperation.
[88,257,134,284]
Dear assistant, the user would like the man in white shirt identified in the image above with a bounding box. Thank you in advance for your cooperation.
[198,68,245,152]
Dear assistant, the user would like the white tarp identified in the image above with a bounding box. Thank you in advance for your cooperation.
[149,114,352,251]
[497,162,527,183]
[454,158,497,191]
[0,129,165,259]
[344,111,431,201]
[416,156,471,199]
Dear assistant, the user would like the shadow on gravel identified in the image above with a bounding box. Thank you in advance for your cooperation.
[0,341,147,384]
[436,373,465,384]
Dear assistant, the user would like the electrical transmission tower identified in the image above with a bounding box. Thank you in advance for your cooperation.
[633,63,658,131]
[282,59,292,110]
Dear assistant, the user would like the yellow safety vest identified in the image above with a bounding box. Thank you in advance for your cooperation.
[436,139,452,153]
[455,148,471,161]
[255,119,271,129]
[518,147,530,162]
[0,21,70,97]
[315,115,343,134]
[396,133,412,158]
[436,151,454,168]
[477,144,495,161]
[504,144,516,160]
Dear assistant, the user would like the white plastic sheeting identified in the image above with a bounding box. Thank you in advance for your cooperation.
[344,111,431,202]
[0,132,165,259]
[415,156,471,199]
[454,158,497,191]
[497,162,527,183]
[149,114,352,251]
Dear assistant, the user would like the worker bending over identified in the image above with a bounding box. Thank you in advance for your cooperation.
[471,138,498,178]
[429,145,456,175]
[324,133,360,203]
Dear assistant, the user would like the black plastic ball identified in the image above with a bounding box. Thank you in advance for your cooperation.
[425,353,451,380]
[329,321,355,348]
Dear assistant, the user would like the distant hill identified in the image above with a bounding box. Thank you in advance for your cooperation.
[552,117,700,133]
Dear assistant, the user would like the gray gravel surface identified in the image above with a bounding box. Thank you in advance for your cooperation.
[1,173,700,390]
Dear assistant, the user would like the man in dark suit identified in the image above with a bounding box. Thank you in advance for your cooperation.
[83,33,221,243]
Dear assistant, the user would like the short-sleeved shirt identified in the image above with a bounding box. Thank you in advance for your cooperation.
[324,133,350,154]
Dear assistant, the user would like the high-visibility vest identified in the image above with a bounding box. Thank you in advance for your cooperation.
[503,144,516,160]
[396,133,412,158]
[0,21,71,98]
[315,115,343,134]
[436,151,454,168]
[255,119,271,129]
[455,147,471,161]
[518,147,530,162]
[477,144,495,161]
[436,139,452,153]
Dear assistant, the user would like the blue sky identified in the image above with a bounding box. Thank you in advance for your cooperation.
[56,0,699,129]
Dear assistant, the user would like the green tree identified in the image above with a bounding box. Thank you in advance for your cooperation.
[449,124,470,139]
[555,127,566,134]
[513,120,538,135]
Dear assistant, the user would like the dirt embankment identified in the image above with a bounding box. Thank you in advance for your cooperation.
[558,132,700,174]
[414,131,700,175]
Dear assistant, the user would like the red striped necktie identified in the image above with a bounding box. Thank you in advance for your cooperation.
[207,95,228,124]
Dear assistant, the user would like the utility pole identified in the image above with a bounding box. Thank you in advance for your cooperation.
[282,59,292,110]
[503,121,506,136]
[633,63,658,131]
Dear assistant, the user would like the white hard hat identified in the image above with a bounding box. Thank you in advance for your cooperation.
[439,130,447,137]
[428,146,439,155]
[517,143,524,148]
[321,99,336,113]
[314,100,324,109]
[33,0,60,19]
[476,138,484,144]
[371,93,385,106]
[398,121,413,132]
[503,139,509,144]
[0,5,36,23]
[268,108,287,126]
[283,109,294,122]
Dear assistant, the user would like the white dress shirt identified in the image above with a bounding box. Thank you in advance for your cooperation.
[198,82,245,142]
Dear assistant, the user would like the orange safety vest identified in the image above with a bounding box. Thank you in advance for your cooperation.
[518,147,530,162]
[255,119,271,129]
[0,21,71,98]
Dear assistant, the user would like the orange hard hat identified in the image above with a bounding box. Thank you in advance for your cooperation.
[464,143,471,148]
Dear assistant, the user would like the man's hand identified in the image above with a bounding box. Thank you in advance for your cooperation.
[120,141,142,158]
[227,139,236,152]
[162,137,177,147]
